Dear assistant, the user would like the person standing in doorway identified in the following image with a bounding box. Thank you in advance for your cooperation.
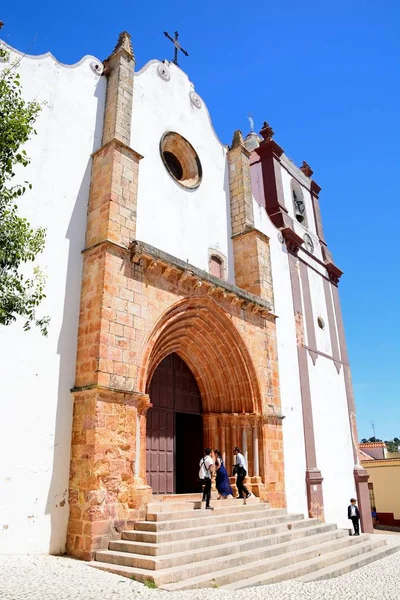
[233,447,252,499]
[348,498,360,535]
[199,448,214,510]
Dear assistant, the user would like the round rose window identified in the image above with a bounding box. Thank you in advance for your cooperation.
[160,132,202,189]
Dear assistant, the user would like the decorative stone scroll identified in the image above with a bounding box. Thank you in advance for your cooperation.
[157,62,171,81]
[189,90,202,108]
[90,60,104,75]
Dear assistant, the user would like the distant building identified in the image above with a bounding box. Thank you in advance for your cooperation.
[362,456,400,528]
[359,442,387,461]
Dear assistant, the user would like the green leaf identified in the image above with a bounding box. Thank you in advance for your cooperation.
[0,63,49,335]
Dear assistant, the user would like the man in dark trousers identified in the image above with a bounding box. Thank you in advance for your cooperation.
[199,448,214,510]
[233,447,252,499]
[348,498,360,535]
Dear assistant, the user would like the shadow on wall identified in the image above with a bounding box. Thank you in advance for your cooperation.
[45,82,105,555]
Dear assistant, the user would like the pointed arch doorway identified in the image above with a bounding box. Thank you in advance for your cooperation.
[146,353,204,494]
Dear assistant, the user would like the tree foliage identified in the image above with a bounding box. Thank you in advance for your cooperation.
[385,438,400,453]
[0,59,49,335]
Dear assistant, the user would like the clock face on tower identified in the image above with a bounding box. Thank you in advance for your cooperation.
[303,233,314,254]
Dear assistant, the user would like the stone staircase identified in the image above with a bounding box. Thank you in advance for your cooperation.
[91,495,399,589]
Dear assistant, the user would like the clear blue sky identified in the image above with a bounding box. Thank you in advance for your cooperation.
[2,1,399,440]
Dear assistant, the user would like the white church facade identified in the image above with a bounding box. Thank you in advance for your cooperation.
[0,32,372,558]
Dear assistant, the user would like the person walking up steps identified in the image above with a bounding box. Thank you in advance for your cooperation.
[233,447,252,499]
[348,498,360,535]
[199,448,214,510]
[214,449,234,499]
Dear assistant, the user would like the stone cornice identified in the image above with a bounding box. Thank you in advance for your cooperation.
[71,384,151,411]
[281,227,304,255]
[231,226,270,244]
[300,161,314,178]
[130,240,273,316]
[325,261,343,286]
[91,137,144,161]
[255,139,284,160]
[310,180,322,196]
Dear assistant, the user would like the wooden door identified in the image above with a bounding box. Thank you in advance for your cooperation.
[146,353,202,494]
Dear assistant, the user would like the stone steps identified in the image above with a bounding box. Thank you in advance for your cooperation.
[146,495,258,513]
[133,504,279,533]
[146,498,263,522]
[126,510,304,544]
[118,519,327,556]
[222,537,392,589]
[160,535,368,591]
[297,543,400,582]
[99,525,345,572]
[91,497,400,589]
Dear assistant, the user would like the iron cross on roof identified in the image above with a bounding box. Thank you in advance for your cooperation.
[163,30,189,66]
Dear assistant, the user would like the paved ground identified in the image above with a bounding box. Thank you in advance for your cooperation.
[1,534,400,600]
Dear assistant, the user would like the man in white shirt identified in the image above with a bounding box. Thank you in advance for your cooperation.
[199,448,214,510]
[233,446,252,499]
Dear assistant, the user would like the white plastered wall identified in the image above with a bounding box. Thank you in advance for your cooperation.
[253,156,356,525]
[306,262,356,527]
[253,199,308,517]
[132,61,234,282]
[309,355,356,528]
[0,45,106,553]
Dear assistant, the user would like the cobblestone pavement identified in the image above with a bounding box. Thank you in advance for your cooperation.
[1,535,400,600]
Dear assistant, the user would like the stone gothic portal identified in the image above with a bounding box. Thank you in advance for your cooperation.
[146,353,204,494]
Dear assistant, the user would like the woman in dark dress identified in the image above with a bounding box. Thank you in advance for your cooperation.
[214,449,234,499]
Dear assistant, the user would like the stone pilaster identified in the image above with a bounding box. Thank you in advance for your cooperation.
[66,389,151,560]
[75,31,141,392]
[68,32,150,559]
[228,130,274,307]
[254,122,291,229]
[232,229,274,306]
[228,130,254,236]
[85,31,141,251]
[102,31,135,147]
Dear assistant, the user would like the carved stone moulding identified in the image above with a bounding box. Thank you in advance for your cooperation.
[129,239,273,316]
[325,261,343,286]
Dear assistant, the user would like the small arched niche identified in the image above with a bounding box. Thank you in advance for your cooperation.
[208,249,227,280]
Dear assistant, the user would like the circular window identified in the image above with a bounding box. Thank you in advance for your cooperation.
[317,317,325,330]
[160,132,202,189]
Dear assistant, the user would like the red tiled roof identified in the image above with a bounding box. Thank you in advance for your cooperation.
[359,442,386,448]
